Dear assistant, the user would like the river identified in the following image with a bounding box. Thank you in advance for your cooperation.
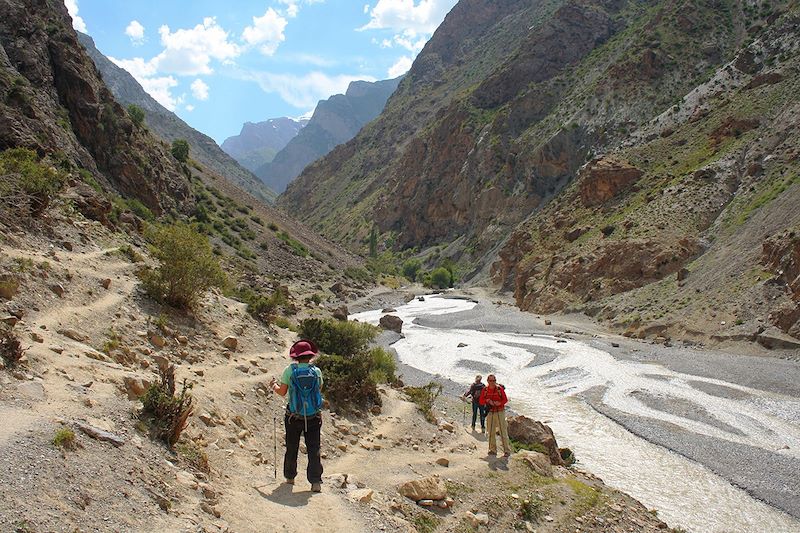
[351,294,800,533]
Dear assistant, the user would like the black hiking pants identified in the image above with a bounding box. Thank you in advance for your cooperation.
[471,401,487,429]
[283,413,323,483]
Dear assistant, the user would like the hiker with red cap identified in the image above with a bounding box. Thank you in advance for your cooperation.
[479,374,512,457]
[270,339,324,492]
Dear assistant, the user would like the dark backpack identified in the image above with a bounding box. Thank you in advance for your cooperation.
[288,364,322,420]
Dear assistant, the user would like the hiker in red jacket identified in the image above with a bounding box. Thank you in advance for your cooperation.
[479,374,511,457]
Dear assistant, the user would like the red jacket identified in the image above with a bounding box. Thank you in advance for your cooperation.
[479,385,507,412]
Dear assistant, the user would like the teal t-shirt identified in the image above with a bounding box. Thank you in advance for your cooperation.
[280,363,323,388]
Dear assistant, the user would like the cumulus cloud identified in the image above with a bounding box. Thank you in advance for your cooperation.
[241,71,376,109]
[125,20,145,45]
[191,79,210,100]
[242,8,287,56]
[156,17,240,75]
[387,55,413,77]
[360,0,456,34]
[110,56,180,110]
[185,104,195,112]
[64,0,88,33]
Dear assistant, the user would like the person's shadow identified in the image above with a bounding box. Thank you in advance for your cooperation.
[480,455,509,472]
[255,483,314,507]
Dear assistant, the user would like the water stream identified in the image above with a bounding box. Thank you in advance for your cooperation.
[351,294,800,533]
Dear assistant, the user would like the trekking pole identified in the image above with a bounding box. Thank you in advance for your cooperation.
[462,402,466,426]
[273,416,277,480]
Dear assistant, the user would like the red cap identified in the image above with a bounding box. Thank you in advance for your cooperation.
[289,339,318,359]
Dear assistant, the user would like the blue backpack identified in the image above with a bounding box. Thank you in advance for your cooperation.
[289,364,323,421]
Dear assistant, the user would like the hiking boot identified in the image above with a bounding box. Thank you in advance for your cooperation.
[503,452,511,458]
[311,483,322,492]
[487,451,497,456]
[285,478,295,485]
[481,427,486,433]
[471,425,476,431]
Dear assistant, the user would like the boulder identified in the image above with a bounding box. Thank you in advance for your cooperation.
[150,334,166,348]
[332,305,349,321]
[398,475,447,502]
[1,316,19,327]
[506,415,565,466]
[382,307,397,313]
[349,488,374,503]
[49,284,65,297]
[100,278,112,290]
[222,336,238,350]
[123,376,150,400]
[57,328,89,342]
[379,315,403,334]
[517,450,553,477]
[435,457,449,467]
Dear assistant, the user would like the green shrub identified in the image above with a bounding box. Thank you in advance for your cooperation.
[315,353,381,411]
[298,318,378,356]
[277,231,309,257]
[140,365,194,447]
[127,104,146,128]
[171,139,190,162]
[402,258,422,281]
[52,428,77,450]
[140,223,226,310]
[510,438,548,454]
[175,439,209,473]
[0,148,67,217]
[428,267,452,289]
[368,346,396,384]
[404,382,442,423]
[344,266,373,283]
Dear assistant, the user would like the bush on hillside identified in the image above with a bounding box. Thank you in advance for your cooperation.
[402,258,422,281]
[0,324,25,368]
[140,223,226,310]
[0,148,67,220]
[171,139,190,163]
[127,104,145,128]
[140,364,194,447]
[298,318,394,411]
[298,318,377,356]
[428,267,452,289]
[404,382,442,423]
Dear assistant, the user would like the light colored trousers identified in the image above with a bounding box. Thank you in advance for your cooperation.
[486,409,511,455]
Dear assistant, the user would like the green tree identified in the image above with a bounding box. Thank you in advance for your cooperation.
[127,104,145,128]
[368,225,378,258]
[401,258,422,281]
[140,223,226,309]
[429,267,452,289]
[171,139,190,163]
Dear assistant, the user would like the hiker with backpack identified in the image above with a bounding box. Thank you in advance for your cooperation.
[269,339,324,492]
[462,375,487,433]
[479,374,512,457]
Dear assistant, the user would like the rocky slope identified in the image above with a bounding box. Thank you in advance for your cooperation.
[77,32,277,205]
[0,0,190,215]
[258,77,401,193]
[282,0,800,346]
[221,116,308,173]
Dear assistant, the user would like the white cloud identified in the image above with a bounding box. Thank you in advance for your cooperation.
[156,17,240,76]
[363,4,371,14]
[388,55,413,77]
[242,71,376,109]
[242,8,287,56]
[191,79,209,100]
[125,20,145,45]
[185,104,195,112]
[64,0,88,33]
[110,56,180,110]
[277,0,326,18]
[360,0,456,34]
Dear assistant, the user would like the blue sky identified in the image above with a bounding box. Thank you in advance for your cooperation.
[65,0,458,144]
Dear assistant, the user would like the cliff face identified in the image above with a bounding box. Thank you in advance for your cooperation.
[221,117,308,173]
[260,77,401,194]
[0,0,190,214]
[76,33,276,205]
[281,0,800,343]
